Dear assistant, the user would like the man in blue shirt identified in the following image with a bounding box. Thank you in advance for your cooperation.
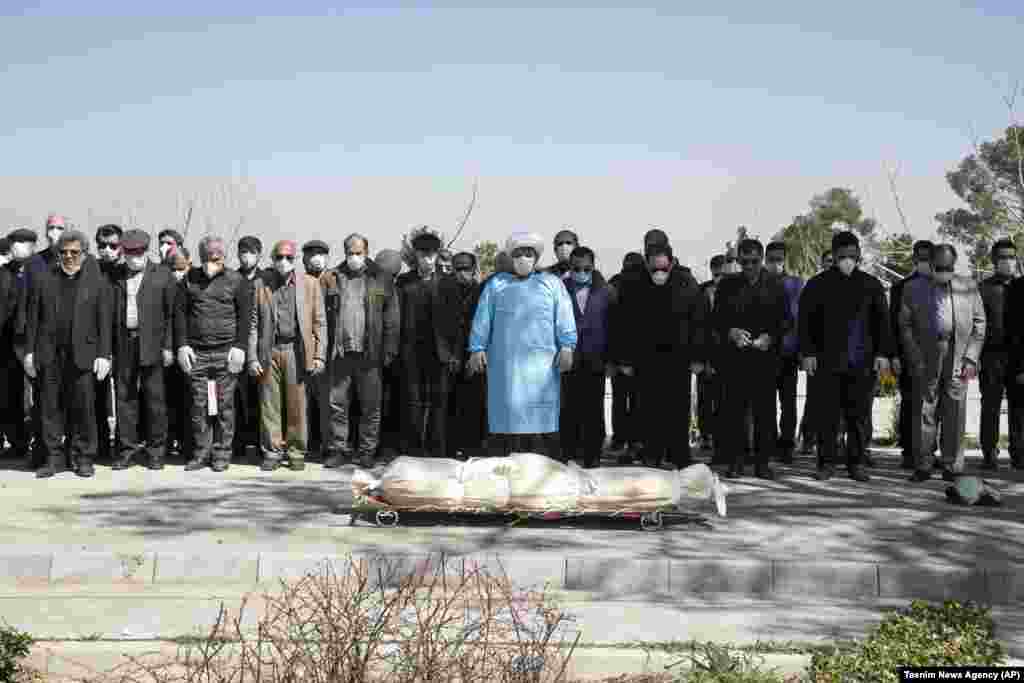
[764,241,803,464]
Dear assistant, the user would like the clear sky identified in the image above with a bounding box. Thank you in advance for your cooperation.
[1,1,1020,276]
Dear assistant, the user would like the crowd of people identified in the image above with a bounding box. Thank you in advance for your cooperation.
[0,215,1021,486]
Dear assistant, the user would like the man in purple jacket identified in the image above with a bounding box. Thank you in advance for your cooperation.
[560,247,612,468]
[765,242,803,464]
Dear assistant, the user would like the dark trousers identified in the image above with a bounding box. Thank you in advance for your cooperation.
[234,369,260,456]
[560,365,607,466]
[980,351,1022,459]
[697,372,720,442]
[449,369,486,456]
[815,369,875,469]
[0,356,29,457]
[776,357,799,449]
[165,365,191,458]
[611,373,638,445]
[327,354,383,458]
[379,362,402,449]
[188,349,238,465]
[402,353,452,458]
[721,362,776,468]
[95,376,114,461]
[488,433,560,459]
[898,366,914,461]
[117,335,168,462]
[638,355,692,467]
[38,349,98,468]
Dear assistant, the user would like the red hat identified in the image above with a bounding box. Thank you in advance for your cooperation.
[46,214,66,228]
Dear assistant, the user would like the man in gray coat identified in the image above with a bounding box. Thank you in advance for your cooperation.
[898,243,986,481]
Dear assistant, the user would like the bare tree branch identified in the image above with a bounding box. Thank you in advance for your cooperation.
[1002,79,1024,198]
[885,161,912,235]
[447,178,479,250]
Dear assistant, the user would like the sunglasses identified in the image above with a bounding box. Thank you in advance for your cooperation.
[274,255,295,262]
[98,242,119,250]
[933,265,955,273]
[454,265,474,272]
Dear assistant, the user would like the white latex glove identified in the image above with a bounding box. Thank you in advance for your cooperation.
[249,361,264,378]
[23,353,36,379]
[162,349,174,368]
[874,357,890,374]
[178,346,196,374]
[801,356,817,376]
[619,365,634,377]
[557,348,574,374]
[729,328,752,347]
[94,357,111,381]
[227,347,245,375]
[468,351,487,375]
[311,360,325,376]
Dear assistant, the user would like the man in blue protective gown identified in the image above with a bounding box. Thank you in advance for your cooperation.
[467,231,578,459]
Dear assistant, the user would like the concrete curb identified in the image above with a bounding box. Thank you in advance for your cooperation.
[1,551,1023,604]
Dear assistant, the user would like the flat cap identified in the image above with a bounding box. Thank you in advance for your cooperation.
[411,232,442,250]
[7,228,38,243]
[121,229,151,253]
[302,240,330,254]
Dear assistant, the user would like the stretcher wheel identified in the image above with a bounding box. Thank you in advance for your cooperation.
[375,510,399,528]
[640,512,663,532]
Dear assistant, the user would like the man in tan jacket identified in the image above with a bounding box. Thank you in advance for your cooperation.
[898,243,986,481]
[248,240,327,471]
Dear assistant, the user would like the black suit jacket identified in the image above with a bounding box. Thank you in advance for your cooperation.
[112,262,177,367]
[396,271,463,364]
[712,272,787,371]
[25,256,113,372]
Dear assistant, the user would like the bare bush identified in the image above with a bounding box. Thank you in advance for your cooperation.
[96,555,579,683]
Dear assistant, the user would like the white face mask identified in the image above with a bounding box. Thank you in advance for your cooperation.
[555,244,574,262]
[203,262,224,279]
[275,259,296,277]
[417,253,438,273]
[173,269,187,283]
[346,254,366,271]
[11,242,32,261]
[47,228,63,245]
[239,253,260,270]
[512,256,535,277]
[98,245,120,263]
[837,258,857,276]
[915,262,931,276]
[126,255,148,272]
[0,255,9,267]
[933,271,954,285]
[651,271,670,286]
[308,254,327,272]
[996,257,1017,278]
[160,243,175,260]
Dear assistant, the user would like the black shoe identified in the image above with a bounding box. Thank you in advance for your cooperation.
[260,459,280,471]
[673,457,694,470]
[980,460,998,471]
[909,469,932,482]
[359,454,375,469]
[863,454,876,468]
[616,453,634,465]
[146,459,164,471]
[815,466,835,481]
[754,466,775,480]
[941,468,957,482]
[932,459,944,470]
[35,465,56,479]
[323,453,350,469]
[778,449,794,465]
[111,456,134,470]
[723,466,743,479]
[75,462,95,478]
[184,458,208,471]
[849,466,870,482]
[211,461,230,472]
[1013,459,1024,470]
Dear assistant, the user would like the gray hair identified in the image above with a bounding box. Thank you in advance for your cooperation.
[57,229,90,254]
[197,236,226,262]
[343,233,369,254]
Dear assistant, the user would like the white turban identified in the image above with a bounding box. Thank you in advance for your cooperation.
[505,231,545,260]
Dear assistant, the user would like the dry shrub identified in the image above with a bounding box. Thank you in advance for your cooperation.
[97,554,579,683]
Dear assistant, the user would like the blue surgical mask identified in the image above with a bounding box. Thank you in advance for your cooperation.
[572,271,592,286]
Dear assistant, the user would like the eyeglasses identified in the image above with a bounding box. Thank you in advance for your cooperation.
[454,265,474,272]
[98,242,119,250]
[739,257,761,266]
[933,265,955,273]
